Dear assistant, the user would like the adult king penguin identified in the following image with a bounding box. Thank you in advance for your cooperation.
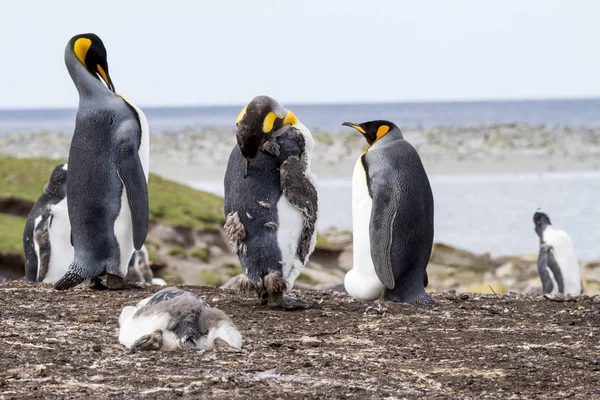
[223,95,318,310]
[343,120,434,305]
[533,211,582,295]
[54,33,149,290]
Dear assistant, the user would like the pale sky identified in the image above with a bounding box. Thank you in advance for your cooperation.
[1,0,598,108]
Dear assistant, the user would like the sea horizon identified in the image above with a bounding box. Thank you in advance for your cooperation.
[1,97,599,134]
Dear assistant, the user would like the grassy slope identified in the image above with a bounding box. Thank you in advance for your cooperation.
[0,156,225,252]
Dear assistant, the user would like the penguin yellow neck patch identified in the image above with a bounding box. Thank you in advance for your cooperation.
[376,125,390,140]
[74,38,92,66]
[235,106,247,124]
[262,111,278,133]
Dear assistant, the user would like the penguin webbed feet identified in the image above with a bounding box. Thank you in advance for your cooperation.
[106,274,144,290]
[129,330,163,353]
[382,290,438,307]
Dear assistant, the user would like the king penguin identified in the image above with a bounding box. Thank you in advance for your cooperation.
[23,163,69,282]
[223,95,318,310]
[342,120,435,305]
[53,33,150,290]
[118,287,242,352]
[533,211,582,295]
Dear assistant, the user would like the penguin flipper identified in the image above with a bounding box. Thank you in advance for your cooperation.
[279,155,318,263]
[117,143,149,250]
[539,245,564,293]
[367,179,397,290]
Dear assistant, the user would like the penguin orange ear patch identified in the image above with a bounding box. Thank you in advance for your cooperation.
[74,37,92,65]
[376,125,390,140]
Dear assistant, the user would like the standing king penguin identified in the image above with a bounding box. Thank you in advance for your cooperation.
[23,163,69,283]
[343,120,434,305]
[533,211,582,295]
[54,33,150,290]
[223,96,318,310]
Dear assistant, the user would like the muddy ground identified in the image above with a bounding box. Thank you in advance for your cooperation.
[0,282,598,399]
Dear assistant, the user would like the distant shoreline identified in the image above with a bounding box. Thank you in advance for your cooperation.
[2,123,599,180]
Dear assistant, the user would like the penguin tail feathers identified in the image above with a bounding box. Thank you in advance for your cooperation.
[53,267,86,291]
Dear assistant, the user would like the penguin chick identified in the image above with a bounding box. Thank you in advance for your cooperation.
[23,163,69,283]
[224,95,318,310]
[343,120,435,305]
[125,245,167,286]
[118,288,242,352]
[533,211,582,295]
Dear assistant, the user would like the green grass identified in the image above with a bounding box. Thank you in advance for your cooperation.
[296,272,320,286]
[0,156,225,228]
[190,247,210,263]
[0,214,26,253]
[200,270,225,287]
[168,246,186,257]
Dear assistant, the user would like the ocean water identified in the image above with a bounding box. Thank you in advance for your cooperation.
[1,98,600,134]
[189,171,600,261]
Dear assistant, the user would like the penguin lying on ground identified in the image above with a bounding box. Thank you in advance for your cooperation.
[54,33,150,291]
[533,211,582,295]
[342,120,435,305]
[23,163,70,283]
[223,95,318,310]
[119,288,242,352]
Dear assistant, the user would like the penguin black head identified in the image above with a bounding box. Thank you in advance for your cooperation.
[43,163,68,199]
[235,95,297,176]
[533,211,552,240]
[68,33,115,92]
[342,120,402,146]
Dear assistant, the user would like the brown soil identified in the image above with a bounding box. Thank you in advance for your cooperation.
[0,282,598,399]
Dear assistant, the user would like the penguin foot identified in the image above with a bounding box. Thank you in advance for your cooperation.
[213,337,242,353]
[383,291,437,307]
[130,330,163,353]
[266,292,312,310]
[88,277,108,290]
[106,274,144,290]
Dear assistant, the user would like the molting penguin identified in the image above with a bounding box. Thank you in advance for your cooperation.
[118,288,242,352]
[533,211,582,295]
[23,163,69,283]
[223,95,318,310]
[54,33,150,290]
[342,120,434,305]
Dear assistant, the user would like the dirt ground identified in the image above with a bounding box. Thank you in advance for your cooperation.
[0,282,598,400]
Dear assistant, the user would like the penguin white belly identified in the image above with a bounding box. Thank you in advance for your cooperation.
[345,157,385,300]
[44,199,74,284]
[276,194,304,289]
[114,185,135,276]
[543,227,582,294]
[118,310,179,350]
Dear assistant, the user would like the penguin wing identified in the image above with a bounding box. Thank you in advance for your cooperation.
[537,245,565,293]
[278,138,318,263]
[365,165,397,289]
[117,142,149,250]
[537,245,555,293]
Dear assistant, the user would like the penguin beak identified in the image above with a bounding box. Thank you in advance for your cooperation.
[96,64,115,93]
[342,122,366,135]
